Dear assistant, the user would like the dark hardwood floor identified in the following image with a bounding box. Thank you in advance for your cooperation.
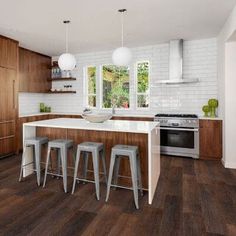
[0,154,236,236]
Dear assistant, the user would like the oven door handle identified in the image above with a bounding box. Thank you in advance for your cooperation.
[160,127,199,132]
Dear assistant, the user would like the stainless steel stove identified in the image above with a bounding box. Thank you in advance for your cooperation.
[154,114,199,159]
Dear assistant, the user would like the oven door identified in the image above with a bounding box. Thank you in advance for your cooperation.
[160,127,199,159]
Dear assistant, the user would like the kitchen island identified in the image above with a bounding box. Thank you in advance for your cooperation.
[22,118,160,204]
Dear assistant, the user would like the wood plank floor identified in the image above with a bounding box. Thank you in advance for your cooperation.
[0,155,236,236]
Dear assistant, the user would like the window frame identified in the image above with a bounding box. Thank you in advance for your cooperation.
[135,60,150,110]
[100,64,131,110]
[84,65,97,108]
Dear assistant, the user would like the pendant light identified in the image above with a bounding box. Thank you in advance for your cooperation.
[112,9,132,66]
[58,20,76,72]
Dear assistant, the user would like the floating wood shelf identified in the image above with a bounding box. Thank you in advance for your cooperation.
[47,91,76,94]
[48,77,76,81]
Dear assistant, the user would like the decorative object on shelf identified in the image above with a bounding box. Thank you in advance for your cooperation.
[208,99,218,118]
[112,9,132,66]
[58,20,76,75]
[202,105,210,117]
[39,103,51,112]
[45,106,51,112]
[40,103,45,112]
[51,61,62,78]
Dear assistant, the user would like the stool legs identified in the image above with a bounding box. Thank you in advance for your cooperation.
[105,150,116,202]
[129,153,139,209]
[113,156,121,189]
[57,149,61,179]
[137,153,143,196]
[43,147,51,188]
[101,149,108,184]
[92,149,100,200]
[72,150,81,194]
[19,145,27,182]
[83,152,89,182]
[60,147,68,193]
[35,144,41,186]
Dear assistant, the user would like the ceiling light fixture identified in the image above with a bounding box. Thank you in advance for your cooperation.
[58,20,76,74]
[112,9,132,67]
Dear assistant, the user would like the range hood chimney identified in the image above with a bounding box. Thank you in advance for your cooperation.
[157,39,199,84]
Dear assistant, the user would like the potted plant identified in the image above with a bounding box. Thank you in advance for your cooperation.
[208,99,218,118]
[202,105,210,117]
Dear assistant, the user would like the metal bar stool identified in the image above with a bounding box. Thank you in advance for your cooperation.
[72,142,107,200]
[43,139,74,193]
[105,145,143,209]
[19,137,49,186]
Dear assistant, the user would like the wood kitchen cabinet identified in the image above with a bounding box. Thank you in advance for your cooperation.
[0,35,18,157]
[0,35,18,70]
[199,119,222,160]
[19,47,51,93]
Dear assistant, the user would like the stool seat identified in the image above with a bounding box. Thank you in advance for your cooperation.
[19,136,49,186]
[78,142,104,152]
[112,145,138,155]
[48,139,73,149]
[25,137,48,146]
[72,141,107,200]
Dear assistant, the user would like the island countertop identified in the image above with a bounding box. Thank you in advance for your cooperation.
[24,118,159,134]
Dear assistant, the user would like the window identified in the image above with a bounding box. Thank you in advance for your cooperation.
[102,65,130,109]
[136,61,149,108]
[86,66,96,107]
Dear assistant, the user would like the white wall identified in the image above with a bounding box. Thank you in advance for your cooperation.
[224,42,236,168]
[218,4,236,168]
[19,38,218,116]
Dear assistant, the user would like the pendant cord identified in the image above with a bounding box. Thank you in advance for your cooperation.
[121,11,124,47]
[66,23,68,53]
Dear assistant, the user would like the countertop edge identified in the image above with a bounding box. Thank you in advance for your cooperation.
[23,118,160,134]
[19,112,155,118]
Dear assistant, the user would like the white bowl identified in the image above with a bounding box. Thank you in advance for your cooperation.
[82,113,112,123]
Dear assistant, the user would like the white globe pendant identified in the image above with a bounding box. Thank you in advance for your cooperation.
[112,47,132,66]
[58,53,76,71]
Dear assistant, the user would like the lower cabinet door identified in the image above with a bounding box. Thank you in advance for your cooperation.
[0,121,16,157]
[0,136,15,157]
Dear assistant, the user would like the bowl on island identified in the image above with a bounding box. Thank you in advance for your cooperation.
[82,112,112,123]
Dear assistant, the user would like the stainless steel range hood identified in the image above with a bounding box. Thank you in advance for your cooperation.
[157,39,199,84]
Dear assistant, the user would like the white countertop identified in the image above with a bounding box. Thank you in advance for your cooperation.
[19,112,155,118]
[24,118,159,134]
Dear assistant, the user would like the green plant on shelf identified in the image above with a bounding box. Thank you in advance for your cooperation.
[208,99,218,118]
[202,105,210,117]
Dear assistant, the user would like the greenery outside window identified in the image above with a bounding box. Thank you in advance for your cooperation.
[86,66,96,107]
[102,65,130,109]
[136,61,150,108]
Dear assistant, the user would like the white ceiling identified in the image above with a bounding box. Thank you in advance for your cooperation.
[0,0,235,56]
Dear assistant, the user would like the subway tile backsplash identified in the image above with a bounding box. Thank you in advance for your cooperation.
[19,38,218,116]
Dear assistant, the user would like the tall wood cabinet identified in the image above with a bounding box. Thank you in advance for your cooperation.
[0,35,18,157]
[19,47,51,93]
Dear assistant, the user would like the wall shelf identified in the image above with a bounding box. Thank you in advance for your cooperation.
[47,91,76,94]
[47,77,76,81]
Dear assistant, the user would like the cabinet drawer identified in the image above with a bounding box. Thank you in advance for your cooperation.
[0,121,15,138]
[0,137,15,157]
[199,119,222,128]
